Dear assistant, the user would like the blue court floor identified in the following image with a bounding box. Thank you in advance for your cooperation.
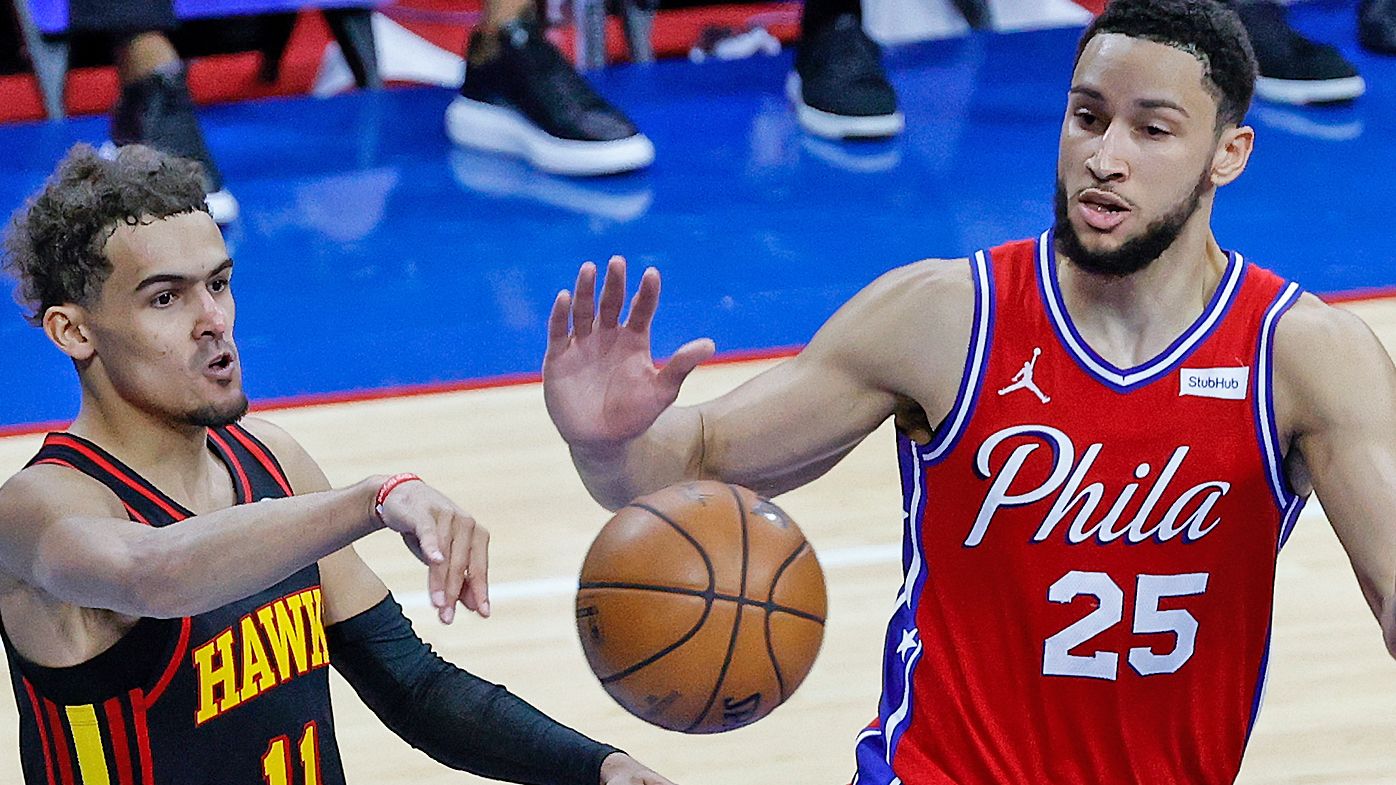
[1,0,1393,429]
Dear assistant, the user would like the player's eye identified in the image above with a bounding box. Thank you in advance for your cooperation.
[209,277,230,294]
[152,291,176,308]
[1144,125,1171,138]
[1075,109,1099,128]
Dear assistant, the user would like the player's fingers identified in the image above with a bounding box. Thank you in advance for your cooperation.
[546,290,572,351]
[625,267,661,333]
[463,524,491,618]
[573,262,597,337]
[597,255,627,329]
[411,512,446,565]
[439,512,472,624]
[656,338,716,393]
[420,514,451,614]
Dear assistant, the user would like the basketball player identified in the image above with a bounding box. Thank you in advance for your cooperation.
[0,145,673,785]
[542,1,1396,781]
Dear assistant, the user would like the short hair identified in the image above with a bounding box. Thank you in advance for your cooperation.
[1075,0,1258,128]
[3,143,209,325]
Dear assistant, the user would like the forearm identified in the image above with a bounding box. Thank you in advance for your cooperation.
[42,478,383,617]
[329,595,617,785]
[570,406,706,511]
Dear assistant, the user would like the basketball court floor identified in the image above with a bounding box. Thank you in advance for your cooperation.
[0,0,1393,781]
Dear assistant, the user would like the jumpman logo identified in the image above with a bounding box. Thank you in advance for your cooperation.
[998,347,1051,403]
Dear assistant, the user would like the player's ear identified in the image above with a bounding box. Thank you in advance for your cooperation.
[43,304,96,362]
[1210,124,1254,187]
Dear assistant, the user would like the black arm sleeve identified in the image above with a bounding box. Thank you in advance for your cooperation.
[326,595,619,785]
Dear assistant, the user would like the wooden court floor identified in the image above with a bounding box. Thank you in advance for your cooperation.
[0,297,1393,784]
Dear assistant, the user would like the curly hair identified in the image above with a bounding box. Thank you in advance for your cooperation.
[1076,0,1258,128]
[2,143,210,325]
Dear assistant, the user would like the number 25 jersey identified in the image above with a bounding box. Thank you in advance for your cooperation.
[854,232,1307,785]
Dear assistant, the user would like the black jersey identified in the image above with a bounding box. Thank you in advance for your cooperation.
[3,423,347,785]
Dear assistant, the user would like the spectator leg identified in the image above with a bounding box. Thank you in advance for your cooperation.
[13,0,68,120]
[324,7,382,89]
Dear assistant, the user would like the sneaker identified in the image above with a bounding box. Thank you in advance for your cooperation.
[1360,0,1396,55]
[789,13,904,140]
[1237,1,1365,105]
[445,20,654,177]
[110,64,239,223]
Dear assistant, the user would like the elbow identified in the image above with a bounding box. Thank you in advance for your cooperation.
[34,520,191,618]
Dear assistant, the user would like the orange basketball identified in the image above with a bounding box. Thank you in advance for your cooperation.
[575,481,827,734]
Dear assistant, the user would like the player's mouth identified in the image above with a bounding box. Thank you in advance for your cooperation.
[202,349,237,383]
[1076,189,1132,232]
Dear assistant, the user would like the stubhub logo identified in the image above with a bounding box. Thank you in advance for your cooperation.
[1179,367,1249,400]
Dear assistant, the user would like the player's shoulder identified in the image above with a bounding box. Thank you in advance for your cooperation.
[0,462,125,530]
[1274,292,1384,363]
[854,257,976,318]
[235,416,328,494]
[1272,292,1391,409]
[875,257,975,292]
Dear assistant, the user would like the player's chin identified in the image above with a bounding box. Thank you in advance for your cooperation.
[184,390,250,428]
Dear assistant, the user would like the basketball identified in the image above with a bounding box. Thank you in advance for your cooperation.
[575,481,827,734]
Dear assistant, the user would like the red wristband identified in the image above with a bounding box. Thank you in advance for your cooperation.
[373,473,422,525]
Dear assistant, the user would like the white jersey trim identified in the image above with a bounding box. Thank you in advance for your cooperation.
[1037,231,1246,391]
[920,249,993,464]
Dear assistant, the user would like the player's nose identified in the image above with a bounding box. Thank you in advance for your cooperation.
[192,288,229,338]
[1085,122,1130,182]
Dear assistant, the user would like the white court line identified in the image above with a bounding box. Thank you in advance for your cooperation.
[398,503,1330,609]
[398,542,903,609]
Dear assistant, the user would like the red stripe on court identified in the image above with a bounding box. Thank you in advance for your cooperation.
[207,430,253,502]
[145,617,192,706]
[22,679,57,785]
[1323,285,1396,303]
[103,698,136,785]
[45,436,184,520]
[248,345,805,414]
[128,690,154,785]
[225,424,293,497]
[42,698,75,785]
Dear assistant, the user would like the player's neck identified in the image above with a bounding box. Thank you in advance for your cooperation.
[1055,221,1229,368]
[68,390,228,511]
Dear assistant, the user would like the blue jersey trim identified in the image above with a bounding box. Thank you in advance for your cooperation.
[1037,230,1247,393]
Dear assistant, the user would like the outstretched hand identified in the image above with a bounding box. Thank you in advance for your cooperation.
[543,256,715,450]
[374,480,490,625]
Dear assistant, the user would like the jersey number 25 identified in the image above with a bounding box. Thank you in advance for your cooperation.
[1043,571,1209,681]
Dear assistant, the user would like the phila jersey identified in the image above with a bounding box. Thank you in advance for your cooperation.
[2,423,346,785]
[853,232,1307,784]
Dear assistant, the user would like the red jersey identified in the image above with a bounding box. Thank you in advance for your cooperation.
[852,232,1307,784]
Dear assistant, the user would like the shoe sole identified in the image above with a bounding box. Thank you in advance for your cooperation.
[786,73,905,140]
[1255,74,1366,105]
[445,96,655,177]
[206,189,239,224]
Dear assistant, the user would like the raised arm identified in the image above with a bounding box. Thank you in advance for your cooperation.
[1276,295,1396,659]
[543,255,974,509]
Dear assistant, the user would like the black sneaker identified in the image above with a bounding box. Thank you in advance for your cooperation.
[1237,1,1365,104]
[110,64,239,223]
[788,13,903,140]
[1360,0,1396,54]
[445,20,654,176]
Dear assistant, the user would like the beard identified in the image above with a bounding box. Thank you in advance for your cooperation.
[1053,171,1211,278]
[183,393,250,428]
